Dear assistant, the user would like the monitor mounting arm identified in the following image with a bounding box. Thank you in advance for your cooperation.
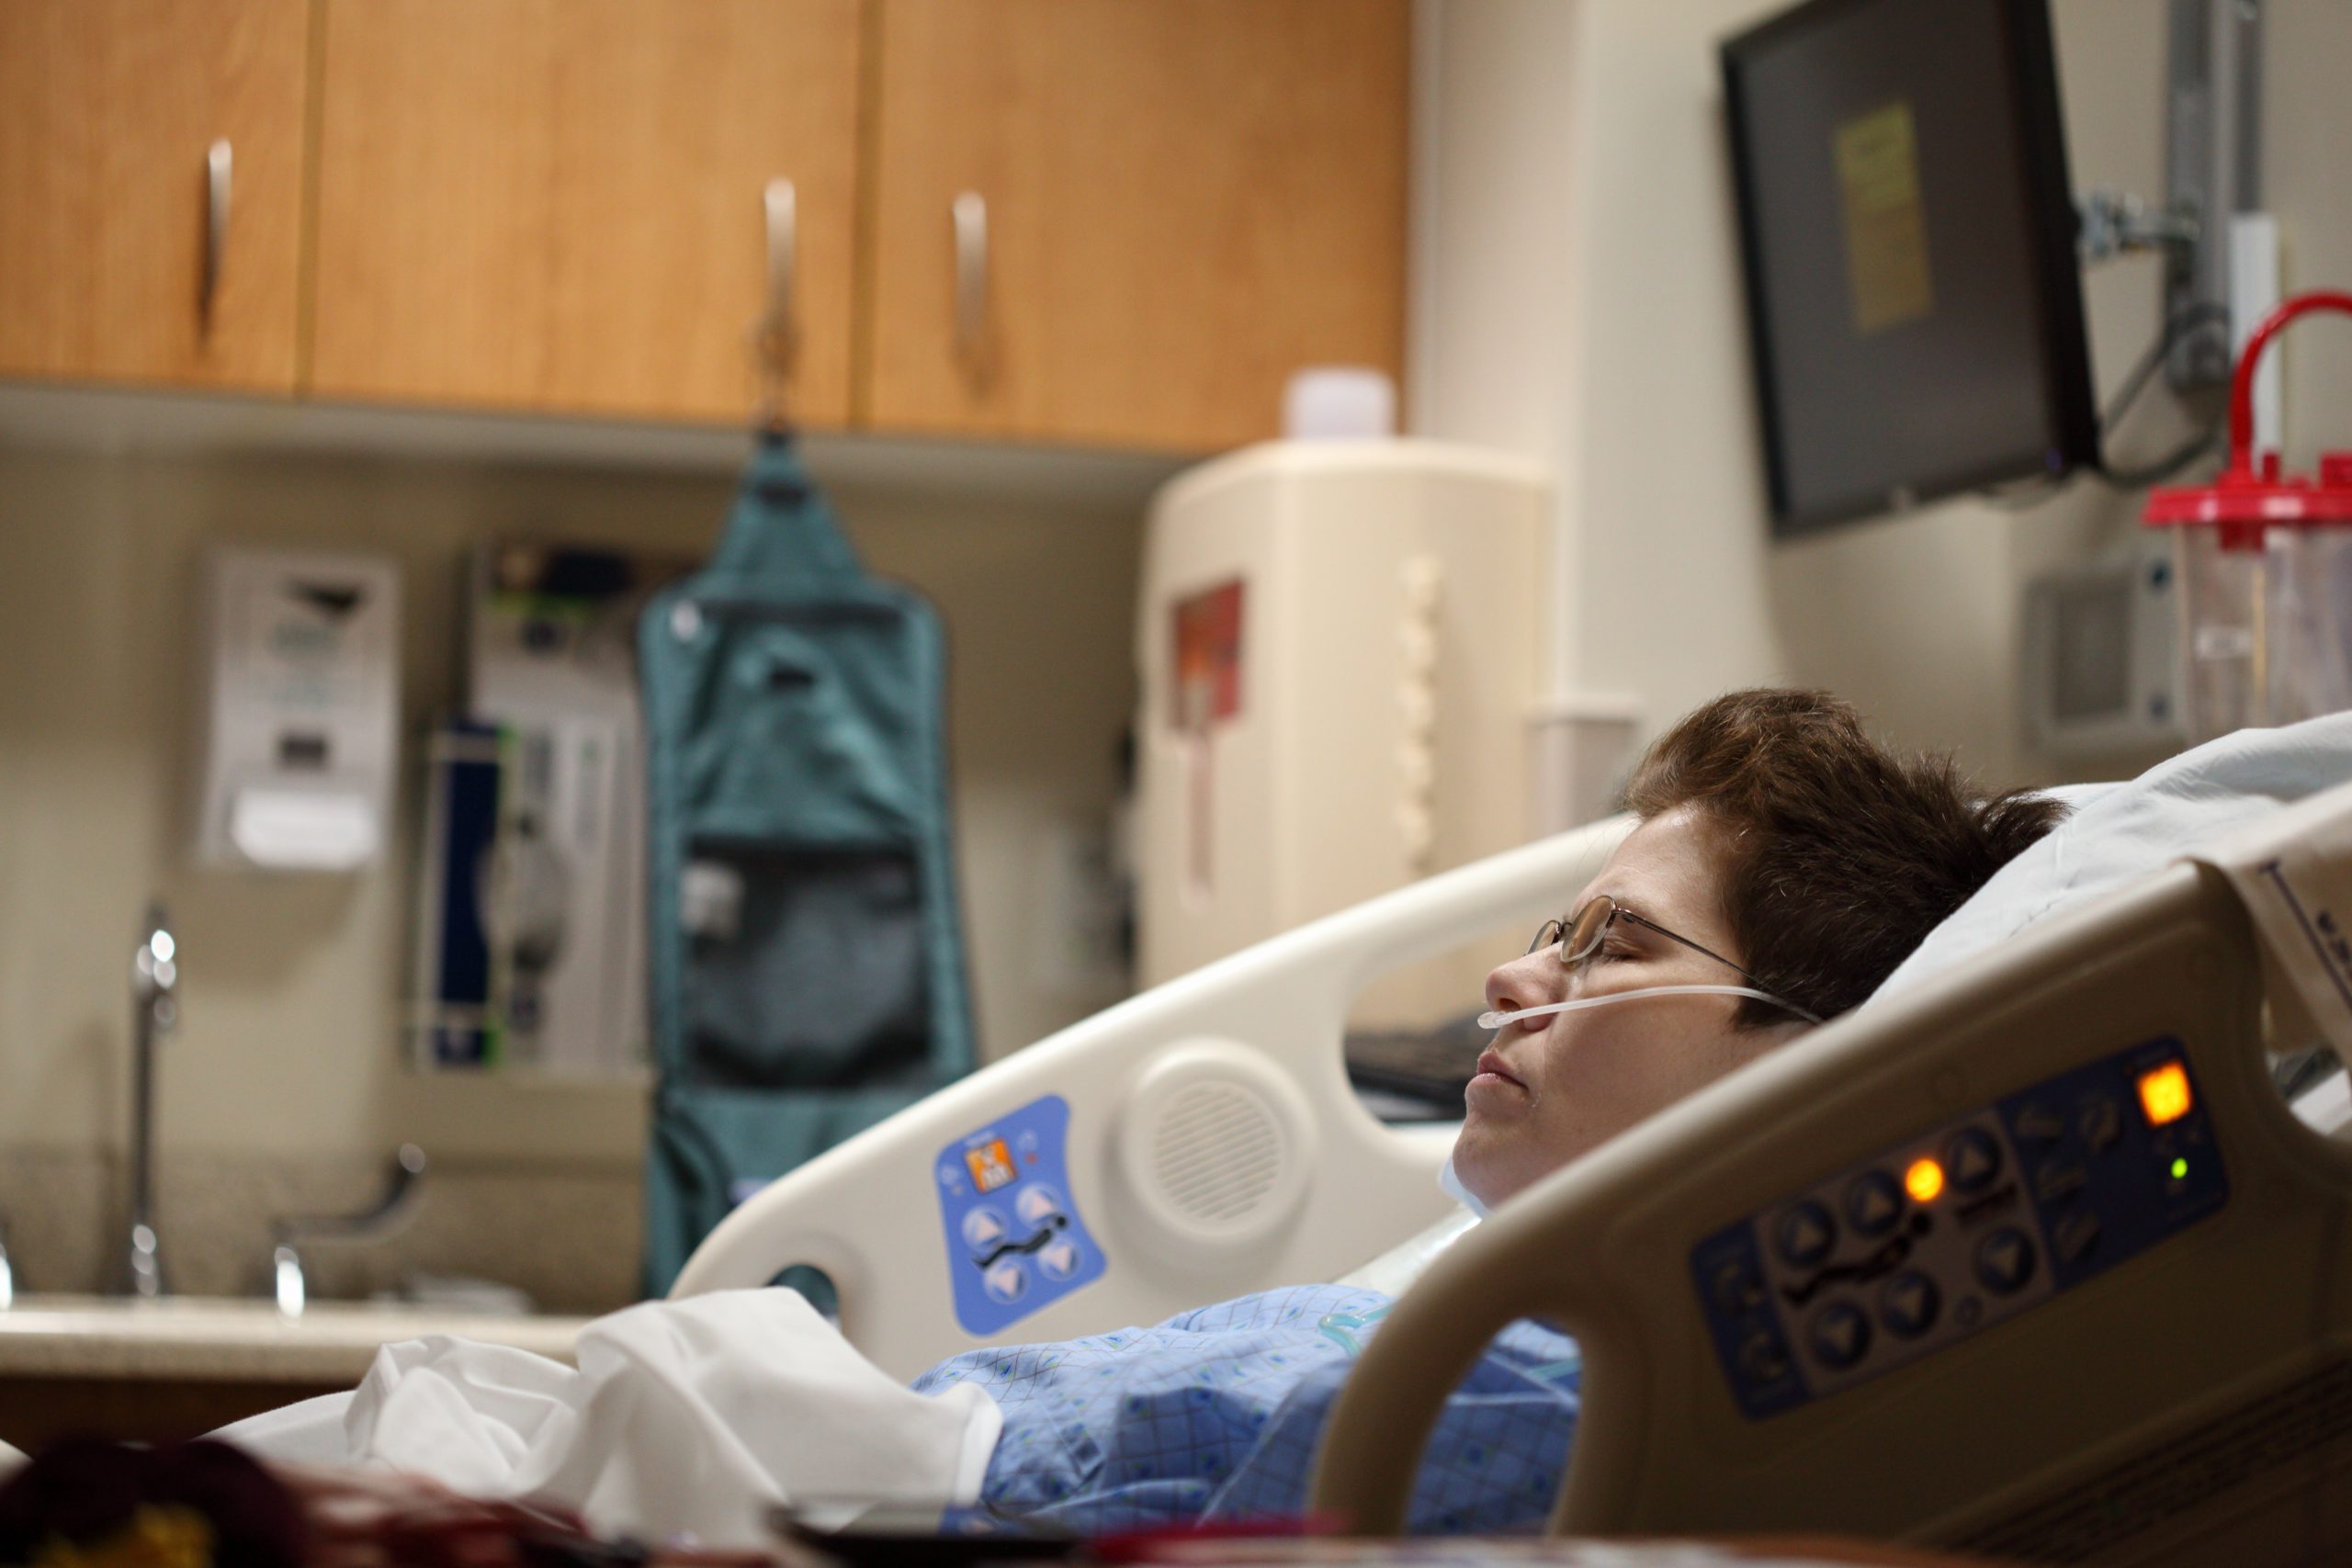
[2077,189,2201,266]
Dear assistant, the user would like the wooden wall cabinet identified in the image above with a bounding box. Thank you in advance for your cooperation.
[0,0,1408,455]
[865,0,1409,454]
[0,0,310,391]
[309,0,864,427]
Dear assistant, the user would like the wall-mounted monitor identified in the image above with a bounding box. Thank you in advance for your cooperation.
[1722,0,2098,536]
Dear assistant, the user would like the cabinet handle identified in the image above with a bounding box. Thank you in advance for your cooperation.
[202,138,232,328]
[952,191,988,365]
[760,176,797,363]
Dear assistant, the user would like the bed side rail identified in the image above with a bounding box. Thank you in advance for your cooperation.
[672,817,1631,1382]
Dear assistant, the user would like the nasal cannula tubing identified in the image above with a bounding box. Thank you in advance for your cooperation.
[1479,985,1824,1031]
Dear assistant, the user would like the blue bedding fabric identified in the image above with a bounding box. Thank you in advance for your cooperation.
[910,1284,1581,1536]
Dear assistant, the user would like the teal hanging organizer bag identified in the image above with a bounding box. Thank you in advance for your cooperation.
[638,435,974,1295]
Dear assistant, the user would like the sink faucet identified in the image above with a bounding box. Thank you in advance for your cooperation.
[271,1144,428,1317]
[119,904,177,1299]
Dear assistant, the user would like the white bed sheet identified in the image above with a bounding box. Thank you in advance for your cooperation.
[215,1288,999,1549]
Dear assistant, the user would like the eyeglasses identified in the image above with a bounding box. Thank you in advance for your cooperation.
[1527,895,1774,992]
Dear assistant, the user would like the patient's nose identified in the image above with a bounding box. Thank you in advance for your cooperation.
[1484,949,1556,1019]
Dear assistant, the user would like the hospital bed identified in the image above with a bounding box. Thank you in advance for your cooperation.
[675,734,2352,1561]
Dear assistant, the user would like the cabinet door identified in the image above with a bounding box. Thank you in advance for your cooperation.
[310,0,862,426]
[865,0,1408,454]
[0,0,309,390]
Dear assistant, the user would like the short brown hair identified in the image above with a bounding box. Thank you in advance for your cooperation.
[1621,688,2067,1027]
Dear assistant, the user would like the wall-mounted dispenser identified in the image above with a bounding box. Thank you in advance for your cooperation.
[410,542,684,1077]
[194,548,401,873]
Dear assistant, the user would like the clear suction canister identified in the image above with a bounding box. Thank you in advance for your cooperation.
[2146,291,2352,742]
[2165,501,2352,739]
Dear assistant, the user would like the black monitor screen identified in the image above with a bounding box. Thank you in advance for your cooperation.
[1722,0,2097,534]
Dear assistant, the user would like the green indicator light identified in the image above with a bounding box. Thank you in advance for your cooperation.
[2170,1157,2188,1179]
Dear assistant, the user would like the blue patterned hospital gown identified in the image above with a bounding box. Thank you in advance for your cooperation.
[908,1284,1581,1536]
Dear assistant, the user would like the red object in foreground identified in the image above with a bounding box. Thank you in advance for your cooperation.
[2144,288,2352,548]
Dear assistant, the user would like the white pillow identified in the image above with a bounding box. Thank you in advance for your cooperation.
[1869,711,2352,1007]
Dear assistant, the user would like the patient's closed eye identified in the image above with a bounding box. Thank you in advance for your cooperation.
[1590,926,1645,961]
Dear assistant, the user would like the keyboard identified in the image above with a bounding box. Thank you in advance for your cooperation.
[1344,1012,1487,1112]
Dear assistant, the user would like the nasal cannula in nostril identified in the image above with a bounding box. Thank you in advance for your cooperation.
[1478,985,1823,1030]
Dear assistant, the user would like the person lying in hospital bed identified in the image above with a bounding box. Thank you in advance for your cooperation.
[899,687,2068,1536]
[185,686,2065,1546]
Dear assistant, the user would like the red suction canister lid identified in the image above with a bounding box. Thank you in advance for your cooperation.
[2145,290,2352,547]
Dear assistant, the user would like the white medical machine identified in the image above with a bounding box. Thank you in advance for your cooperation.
[1135,440,1550,1025]
[410,544,673,1076]
[193,547,400,873]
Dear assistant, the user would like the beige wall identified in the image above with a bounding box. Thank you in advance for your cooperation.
[1416,0,2346,791]
[2266,1,2352,469]
[0,441,1145,1168]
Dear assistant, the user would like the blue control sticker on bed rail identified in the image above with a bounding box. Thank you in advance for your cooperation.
[936,1094,1107,1336]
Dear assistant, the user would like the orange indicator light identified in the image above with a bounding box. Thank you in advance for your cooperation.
[1904,1157,1945,1204]
[2139,1062,2193,1126]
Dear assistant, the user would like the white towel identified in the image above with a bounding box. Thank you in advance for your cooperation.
[214,1288,1001,1550]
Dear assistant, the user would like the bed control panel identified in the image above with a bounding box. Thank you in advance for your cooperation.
[936,1094,1109,1336]
[1692,1035,2228,1420]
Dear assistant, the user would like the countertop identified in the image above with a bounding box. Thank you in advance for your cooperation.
[0,1294,588,1384]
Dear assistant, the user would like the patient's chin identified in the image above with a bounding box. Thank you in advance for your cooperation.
[1449,1128,1541,1211]
[1461,1126,1614,1213]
